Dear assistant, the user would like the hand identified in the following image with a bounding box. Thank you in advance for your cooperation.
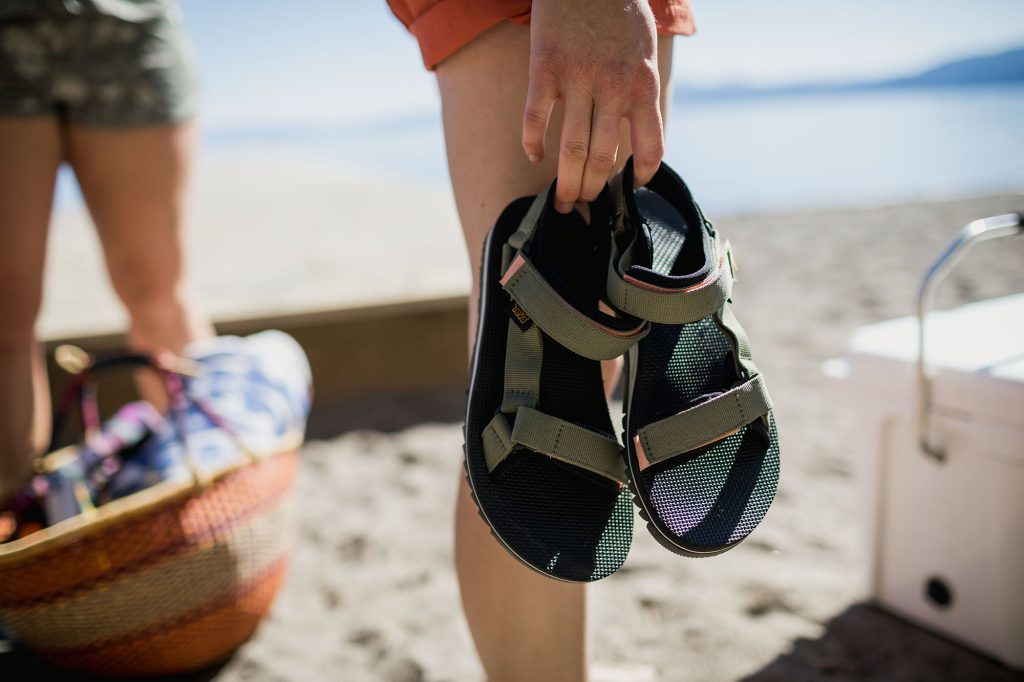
[524,0,664,213]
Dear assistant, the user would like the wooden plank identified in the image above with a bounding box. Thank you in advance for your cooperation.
[43,296,470,437]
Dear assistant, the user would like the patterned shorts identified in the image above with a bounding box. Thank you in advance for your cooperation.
[0,1,197,127]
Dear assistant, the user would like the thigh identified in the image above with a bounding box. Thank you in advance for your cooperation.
[436,21,554,285]
[64,121,196,297]
[0,117,61,330]
[436,21,674,319]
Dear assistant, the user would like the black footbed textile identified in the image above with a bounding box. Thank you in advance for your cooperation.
[465,194,633,582]
[622,164,780,556]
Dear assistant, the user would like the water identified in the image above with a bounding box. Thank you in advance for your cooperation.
[56,85,1024,216]
[669,85,1024,214]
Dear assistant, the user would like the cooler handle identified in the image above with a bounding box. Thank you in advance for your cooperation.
[917,213,1023,460]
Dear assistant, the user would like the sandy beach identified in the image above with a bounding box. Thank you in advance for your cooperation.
[3,157,1023,681]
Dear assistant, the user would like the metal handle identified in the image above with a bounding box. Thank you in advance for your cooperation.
[917,213,1023,460]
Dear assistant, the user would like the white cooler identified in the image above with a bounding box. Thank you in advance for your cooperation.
[827,214,1024,670]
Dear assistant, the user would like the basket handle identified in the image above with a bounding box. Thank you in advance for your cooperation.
[916,213,1023,460]
[46,346,226,489]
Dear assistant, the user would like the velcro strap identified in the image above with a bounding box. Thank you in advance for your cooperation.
[633,374,772,471]
[482,412,516,468]
[500,317,543,414]
[501,254,647,360]
[506,190,549,253]
[717,298,759,379]
[608,240,734,324]
[482,408,626,484]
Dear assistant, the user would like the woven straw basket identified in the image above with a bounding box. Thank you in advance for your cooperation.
[0,350,303,677]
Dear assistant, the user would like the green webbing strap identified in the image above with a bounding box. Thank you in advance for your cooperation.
[482,412,516,467]
[502,254,647,361]
[506,189,550,253]
[487,182,628,485]
[634,374,773,469]
[498,190,544,414]
[482,408,626,484]
[499,317,543,414]
[716,299,759,379]
[606,236,734,324]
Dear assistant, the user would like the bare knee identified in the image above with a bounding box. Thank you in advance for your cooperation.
[121,286,194,340]
[109,262,212,358]
[103,241,212,356]
[106,254,184,318]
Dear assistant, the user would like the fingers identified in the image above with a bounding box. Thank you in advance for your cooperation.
[555,90,594,213]
[522,60,558,164]
[526,55,664,203]
[579,100,623,202]
[627,99,665,187]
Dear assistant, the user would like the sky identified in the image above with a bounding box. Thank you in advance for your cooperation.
[179,0,1024,128]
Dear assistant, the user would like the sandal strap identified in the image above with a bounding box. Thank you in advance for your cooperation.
[502,253,647,361]
[485,187,628,485]
[483,407,625,484]
[505,189,548,253]
[499,315,544,414]
[500,187,648,361]
[633,374,772,471]
[607,234,735,324]
[716,298,760,379]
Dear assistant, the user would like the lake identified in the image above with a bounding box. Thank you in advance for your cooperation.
[56,85,1024,216]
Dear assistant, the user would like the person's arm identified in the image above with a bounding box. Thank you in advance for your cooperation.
[522,0,664,213]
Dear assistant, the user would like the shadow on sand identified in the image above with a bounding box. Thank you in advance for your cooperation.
[0,637,226,682]
[7,603,1020,681]
[742,603,1022,682]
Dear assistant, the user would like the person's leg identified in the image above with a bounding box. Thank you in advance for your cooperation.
[0,118,61,501]
[438,22,673,682]
[64,121,212,405]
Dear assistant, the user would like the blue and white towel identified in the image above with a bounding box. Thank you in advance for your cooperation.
[39,331,311,523]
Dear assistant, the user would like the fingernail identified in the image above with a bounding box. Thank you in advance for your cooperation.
[527,153,541,163]
[555,202,573,213]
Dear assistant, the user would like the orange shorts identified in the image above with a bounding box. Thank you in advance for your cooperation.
[388,0,695,70]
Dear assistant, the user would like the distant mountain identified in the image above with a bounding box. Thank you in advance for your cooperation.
[678,46,1024,101]
[884,46,1024,87]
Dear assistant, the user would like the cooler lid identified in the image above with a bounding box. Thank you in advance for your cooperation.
[844,293,1024,429]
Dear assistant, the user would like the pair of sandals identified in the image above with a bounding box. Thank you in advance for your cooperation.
[465,159,781,582]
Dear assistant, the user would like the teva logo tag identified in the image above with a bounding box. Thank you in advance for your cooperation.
[510,303,532,331]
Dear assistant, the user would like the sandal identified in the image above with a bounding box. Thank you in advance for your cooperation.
[610,159,781,556]
[464,183,646,581]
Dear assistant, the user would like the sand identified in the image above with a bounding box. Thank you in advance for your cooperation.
[5,170,1024,681]
[38,153,468,340]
